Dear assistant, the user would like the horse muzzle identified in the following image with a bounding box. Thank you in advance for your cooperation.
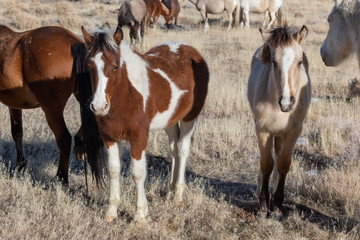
[90,101,110,116]
[278,96,295,112]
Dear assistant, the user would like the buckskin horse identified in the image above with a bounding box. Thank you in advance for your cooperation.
[78,26,209,222]
[0,25,93,185]
[247,25,311,218]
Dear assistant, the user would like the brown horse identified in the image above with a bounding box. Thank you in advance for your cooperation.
[0,25,94,184]
[247,25,311,217]
[144,0,170,30]
[161,0,180,28]
[79,26,209,222]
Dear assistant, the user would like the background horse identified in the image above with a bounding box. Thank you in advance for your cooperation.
[320,0,360,66]
[161,0,180,28]
[0,25,88,185]
[117,0,146,43]
[188,0,240,31]
[78,26,209,222]
[247,25,311,217]
[239,0,282,29]
[144,0,170,30]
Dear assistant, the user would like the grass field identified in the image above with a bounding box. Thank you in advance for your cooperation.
[0,0,359,239]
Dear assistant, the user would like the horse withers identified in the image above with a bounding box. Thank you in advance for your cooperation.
[79,27,209,222]
[0,25,89,185]
[117,0,147,43]
[320,0,360,66]
[247,25,311,217]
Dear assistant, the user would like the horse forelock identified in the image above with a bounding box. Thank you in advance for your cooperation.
[87,31,119,59]
[266,27,297,48]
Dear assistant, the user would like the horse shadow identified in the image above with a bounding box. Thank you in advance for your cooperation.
[1,139,358,233]
[0,139,84,185]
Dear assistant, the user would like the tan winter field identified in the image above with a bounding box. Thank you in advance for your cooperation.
[0,0,359,239]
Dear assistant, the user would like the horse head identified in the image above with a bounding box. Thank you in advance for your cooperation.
[82,27,123,116]
[260,25,308,112]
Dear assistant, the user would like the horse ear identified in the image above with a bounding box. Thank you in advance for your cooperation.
[81,26,94,46]
[261,44,271,64]
[113,27,123,46]
[295,25,308,44]
[259,28,271,42]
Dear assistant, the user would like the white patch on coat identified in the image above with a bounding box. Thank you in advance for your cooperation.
[92,52,109,111]
[149,68,187,130]
[146,53,159,57]
[156,42,188,53]
[280,47,295,106]
[120,40,149,111]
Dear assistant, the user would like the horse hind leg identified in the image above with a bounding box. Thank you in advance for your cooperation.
[165,123,180,191]
[173,119,196,203]
[227,10,233,31]
[43,110,72,185]
[9,108,27,175]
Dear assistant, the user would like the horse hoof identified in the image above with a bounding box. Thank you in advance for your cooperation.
[105,215,116,223]
[74,146,86,162]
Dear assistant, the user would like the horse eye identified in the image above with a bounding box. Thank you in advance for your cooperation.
[299,60,303,66]
[113,65,119,71]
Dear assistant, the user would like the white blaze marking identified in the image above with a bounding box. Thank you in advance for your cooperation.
[281,47,295,106]
[149,68,187,130]
[92,52,109,110]
[120,41,149,111]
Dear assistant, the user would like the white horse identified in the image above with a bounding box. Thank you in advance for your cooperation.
[188,0,241,31]
[321,0,360,66]
[247,25,311,217]
[239,0,282,29]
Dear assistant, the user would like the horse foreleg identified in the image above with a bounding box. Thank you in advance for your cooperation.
[165,124,180,191]
[105,142,121,222]
[243,8,250,28]
[256,131,274,218]
[9,108,26,174]
[200,10,209,31]
[227,11,233,31]
[130,150,148,222]
[267,11,277,29]
[272,130,300,218]
[43,110,71,185]
[262,10,270,28]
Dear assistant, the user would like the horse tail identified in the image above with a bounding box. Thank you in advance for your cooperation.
[71,42,106,187]
[234,0,241,27]
[183,48,209,122]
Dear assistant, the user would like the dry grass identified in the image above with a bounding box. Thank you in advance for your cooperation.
[0,0,360,239]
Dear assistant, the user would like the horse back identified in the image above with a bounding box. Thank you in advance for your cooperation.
[0,26,82,109]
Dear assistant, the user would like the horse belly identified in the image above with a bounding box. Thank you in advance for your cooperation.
[0,86,39,109]
[205,2,226,14]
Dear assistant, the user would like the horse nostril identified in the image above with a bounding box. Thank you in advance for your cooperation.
[278,97,282,106]
[290,96,295,105]
[90,103,95,112]
[104,103,109,110]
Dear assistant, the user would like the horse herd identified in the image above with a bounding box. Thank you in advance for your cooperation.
[119,0,283,42]
[0,0,358,223]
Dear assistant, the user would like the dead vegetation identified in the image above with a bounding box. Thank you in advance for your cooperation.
[0,0,359,239]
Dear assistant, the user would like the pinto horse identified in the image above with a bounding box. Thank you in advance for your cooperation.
[144,0,170,30]
[78,26,209,222]
[247,25,311,217]
[0,25,91,184]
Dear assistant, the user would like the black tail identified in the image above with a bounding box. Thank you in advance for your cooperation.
[71,43,106,186]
